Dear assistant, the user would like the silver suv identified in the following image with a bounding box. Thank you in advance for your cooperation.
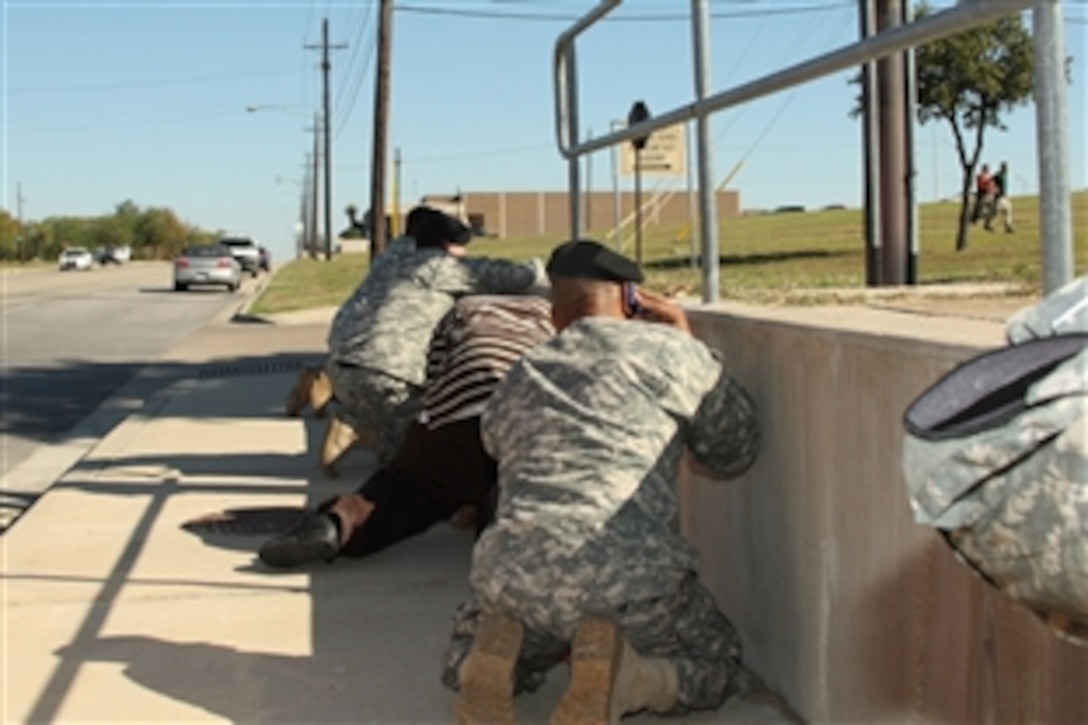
[218,235,261,277]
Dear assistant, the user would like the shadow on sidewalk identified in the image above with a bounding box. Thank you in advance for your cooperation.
[46,530,474,721]
[3,353,324,446]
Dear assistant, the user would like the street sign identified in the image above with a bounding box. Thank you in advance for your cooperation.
[620,123,686,176]
[628,101,651,150]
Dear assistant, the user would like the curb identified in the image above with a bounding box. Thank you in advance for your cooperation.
[204,266,280,326]
[0,365,189,532]
[1,268,286,533]
[231,263,286,323]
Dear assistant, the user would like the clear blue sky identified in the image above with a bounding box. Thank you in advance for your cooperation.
[3,0,1085,264]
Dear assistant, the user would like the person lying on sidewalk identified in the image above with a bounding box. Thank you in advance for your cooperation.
[259,294,555,568]
[443,240,762,724]
[317,205,547,475]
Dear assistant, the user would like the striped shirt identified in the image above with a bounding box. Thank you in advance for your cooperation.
[419,295,554,430]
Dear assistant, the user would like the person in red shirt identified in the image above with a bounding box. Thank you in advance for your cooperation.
[972,164,995,224]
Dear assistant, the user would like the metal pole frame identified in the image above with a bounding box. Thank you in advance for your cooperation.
[690,0,719,301]
[550,0,1074,301]
[634,148,643,266]
[610,119,623,247]
[554,0,621,242]
[903,0,919,284]
[1033,0,1073,294]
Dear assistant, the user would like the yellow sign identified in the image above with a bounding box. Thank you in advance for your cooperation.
[619,123,686,176]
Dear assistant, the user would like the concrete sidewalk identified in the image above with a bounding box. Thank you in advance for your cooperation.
[2,307,796,723]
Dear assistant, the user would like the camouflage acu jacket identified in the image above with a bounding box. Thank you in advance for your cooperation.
[471,316,760,607]
[327,236,546,385]
[902,275,1088,643]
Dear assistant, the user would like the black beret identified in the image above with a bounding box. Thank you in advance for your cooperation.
[545,240,643,283]
[409,206,472,248]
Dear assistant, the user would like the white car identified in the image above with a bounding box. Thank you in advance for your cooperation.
[217,235,261,277]
[58,247,94,271]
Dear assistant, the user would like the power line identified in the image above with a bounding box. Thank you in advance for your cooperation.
[401,143,555,166]
[9,66,304,94]
[333,3,378,138]
[731,7,858,168]
[334,37,377,139]
[711,3,851,148]
[395,2,853,22]
[8,110,247,135]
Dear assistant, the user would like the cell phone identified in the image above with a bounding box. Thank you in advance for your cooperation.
[623,283,643,318]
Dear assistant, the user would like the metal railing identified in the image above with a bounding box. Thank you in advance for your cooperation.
[554,0,1074,302]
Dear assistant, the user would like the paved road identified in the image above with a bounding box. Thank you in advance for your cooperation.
[2,262,247,485]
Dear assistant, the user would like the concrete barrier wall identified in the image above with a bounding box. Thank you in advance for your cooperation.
[681,303,1087,723]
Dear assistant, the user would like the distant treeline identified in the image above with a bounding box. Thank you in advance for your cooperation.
[0,199,220,262]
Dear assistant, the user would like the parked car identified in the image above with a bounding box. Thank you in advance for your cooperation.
[58,247,94,271]
[174,244,241,292]
[217,235,261,277]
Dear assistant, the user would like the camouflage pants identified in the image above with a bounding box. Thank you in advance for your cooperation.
[324,361,420,465]
[442,573,743,713]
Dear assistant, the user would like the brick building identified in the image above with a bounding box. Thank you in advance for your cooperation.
[421,189,740,239]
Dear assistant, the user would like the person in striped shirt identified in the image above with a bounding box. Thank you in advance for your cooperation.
[259,294,554,568]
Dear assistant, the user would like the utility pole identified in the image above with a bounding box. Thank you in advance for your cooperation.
[309,113,321,259]
[299,155,311,259]
[307,17,346,261]
[876,0,908,285]
[369,0,394,260]
[585,128,593,231]
[392,147,402,237]
[16,182,25,263]
[859,0,881,285]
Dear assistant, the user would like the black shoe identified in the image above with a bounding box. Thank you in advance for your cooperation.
[258,514,340,568]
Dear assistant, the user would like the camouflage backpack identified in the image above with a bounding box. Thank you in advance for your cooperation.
[902,277,1088,645]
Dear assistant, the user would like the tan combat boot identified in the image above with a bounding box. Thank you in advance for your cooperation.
[307,368,333,417]
[285,367,316,417]
[551,616,678,725]
[320,414,360,477]
[320,416,383,476]
[285,366,333,417]
[454,610,523,725]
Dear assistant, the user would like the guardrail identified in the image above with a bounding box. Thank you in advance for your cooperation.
[554,0,1073,301]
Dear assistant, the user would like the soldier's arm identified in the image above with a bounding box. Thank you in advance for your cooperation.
[685,370,760,481]
[464,257,548,295]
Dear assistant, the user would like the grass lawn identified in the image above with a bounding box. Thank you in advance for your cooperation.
[250,190,1086,315]
[250,254,370,315]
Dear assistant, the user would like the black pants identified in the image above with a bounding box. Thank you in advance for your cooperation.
[335,417,498,558]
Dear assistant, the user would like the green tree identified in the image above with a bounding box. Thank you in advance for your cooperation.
[91,215,133,252]
[0,209,21,261]
[24,222,56,260]
[134,207,188,259]
[44,216,92,258]
[110,199,141,248]
[913,3,1034,251]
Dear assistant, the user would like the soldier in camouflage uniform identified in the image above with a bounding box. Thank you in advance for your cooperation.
[903,275,1088,645]
[259,294,555,569]
[322,205,546,473]
[445,240,762,723]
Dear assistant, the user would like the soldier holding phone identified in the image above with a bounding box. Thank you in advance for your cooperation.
[445,240,762,723]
